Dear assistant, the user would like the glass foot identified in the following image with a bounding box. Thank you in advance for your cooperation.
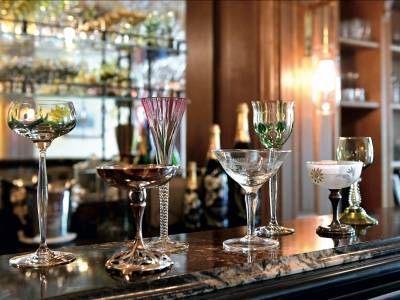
[255,223,295,237]
[316,224,355,238]
[105,246,173,275]
[340,207,378,226]
[148,237,189,253]
[223,235,279,252]
[9,250,75,268]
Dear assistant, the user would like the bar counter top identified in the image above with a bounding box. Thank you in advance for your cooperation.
[2,208,400,299]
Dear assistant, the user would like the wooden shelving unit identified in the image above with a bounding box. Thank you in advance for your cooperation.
[338,0,386,210]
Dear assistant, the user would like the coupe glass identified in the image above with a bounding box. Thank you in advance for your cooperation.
[214,149,290,252]
[7,100,76,268]
[252,100,295,236]
[336,137,378,225]
[141,97,188,253]
[306,160,363,237]
[97,163,178,275]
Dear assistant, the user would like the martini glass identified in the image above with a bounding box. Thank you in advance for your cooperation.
[306,160,363,237]
[7,100,76,268]
[336,137,378,225]
[252,100,295,236]
[214,149,290,252]
[141,97,188,253]
[97,163,178,275]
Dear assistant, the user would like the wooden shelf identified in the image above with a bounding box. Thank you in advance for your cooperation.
[340,101,380,109]
[340,37,380,50]
[392,161,400,169]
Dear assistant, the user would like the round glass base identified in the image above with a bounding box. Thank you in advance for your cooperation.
[255,224,295,237]
[105,247,173,275]
[9,250,75,268]
[340,207,378,226]
[148,237,189,253]
[223,235,279,253]
[316,224,355,238]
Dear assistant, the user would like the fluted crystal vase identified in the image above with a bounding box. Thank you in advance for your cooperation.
[141,97,188,253]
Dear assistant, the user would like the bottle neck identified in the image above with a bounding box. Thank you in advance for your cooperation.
[187,167,198,190]
[207,131,221,160]
[234,109,250,144]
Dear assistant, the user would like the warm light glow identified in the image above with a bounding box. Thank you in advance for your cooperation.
[312,58,337,115]
[64,27,76,50]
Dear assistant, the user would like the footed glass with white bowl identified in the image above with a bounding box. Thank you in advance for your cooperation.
[306,160,363,238]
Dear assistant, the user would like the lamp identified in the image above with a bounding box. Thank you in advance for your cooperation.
[311,2,339,115]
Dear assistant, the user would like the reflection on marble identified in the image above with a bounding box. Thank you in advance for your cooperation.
[1,208,400,299]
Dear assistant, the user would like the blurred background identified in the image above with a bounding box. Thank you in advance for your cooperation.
[0,0,399,255]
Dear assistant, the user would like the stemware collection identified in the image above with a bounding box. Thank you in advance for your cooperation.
[6,98,378,276]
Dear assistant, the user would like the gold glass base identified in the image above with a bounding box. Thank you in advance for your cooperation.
[339,207,378,226]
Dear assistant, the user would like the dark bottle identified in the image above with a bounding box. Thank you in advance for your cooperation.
[183,161,203,230]
[135,122,152,164]
[228,103,259,227]
[202,124,229,229]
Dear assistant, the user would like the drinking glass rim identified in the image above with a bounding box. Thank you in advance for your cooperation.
[338,136,372,140]
[305,160,363,166]
[213,149,292,154]
[97,163,179,170]
[141,97,190,103]
[251,100,294,104]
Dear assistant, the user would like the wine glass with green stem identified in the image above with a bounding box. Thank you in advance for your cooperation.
[7,99,77,268]
[251,100,295,236]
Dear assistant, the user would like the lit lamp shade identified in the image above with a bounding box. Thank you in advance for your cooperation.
[311,58,340,116]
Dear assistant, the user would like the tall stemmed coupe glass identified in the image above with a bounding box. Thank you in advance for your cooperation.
[141,97,188,253]
[7,100,76,268]
[97,163,177,275]
[336,137,378,225]
[214,149,291,252]
[252,100,295,236]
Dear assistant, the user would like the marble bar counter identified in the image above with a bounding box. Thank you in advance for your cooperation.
[2,208,400,299]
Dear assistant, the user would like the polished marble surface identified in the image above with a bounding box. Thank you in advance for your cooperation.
[2,208,400,299]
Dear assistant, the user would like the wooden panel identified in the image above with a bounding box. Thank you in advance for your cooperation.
[214,0,260,148]
[186,0,214,165]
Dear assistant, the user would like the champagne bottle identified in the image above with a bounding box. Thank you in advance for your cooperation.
[183,161,203,230]
[228,103,258,227]
[135,123,152,164]
[202,124,229,228]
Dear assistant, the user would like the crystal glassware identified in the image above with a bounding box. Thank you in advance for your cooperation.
[306,160,363,237]
[214,149,291,252]
[97,163,178,275]
[7,100,76,268]
[252,100,295,236]
[336,137,378,225]
[141,97,188,253]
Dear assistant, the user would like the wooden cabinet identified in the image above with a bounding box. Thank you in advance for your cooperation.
[336,0,392,210]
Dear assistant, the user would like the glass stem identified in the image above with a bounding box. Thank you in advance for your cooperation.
[348,179,362,209]
[159,183,169,240]
[269,173,279,226]
[129,189,146,249]
[329,189,342,228]
[245,191,258,238]
[37,149,48,253]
